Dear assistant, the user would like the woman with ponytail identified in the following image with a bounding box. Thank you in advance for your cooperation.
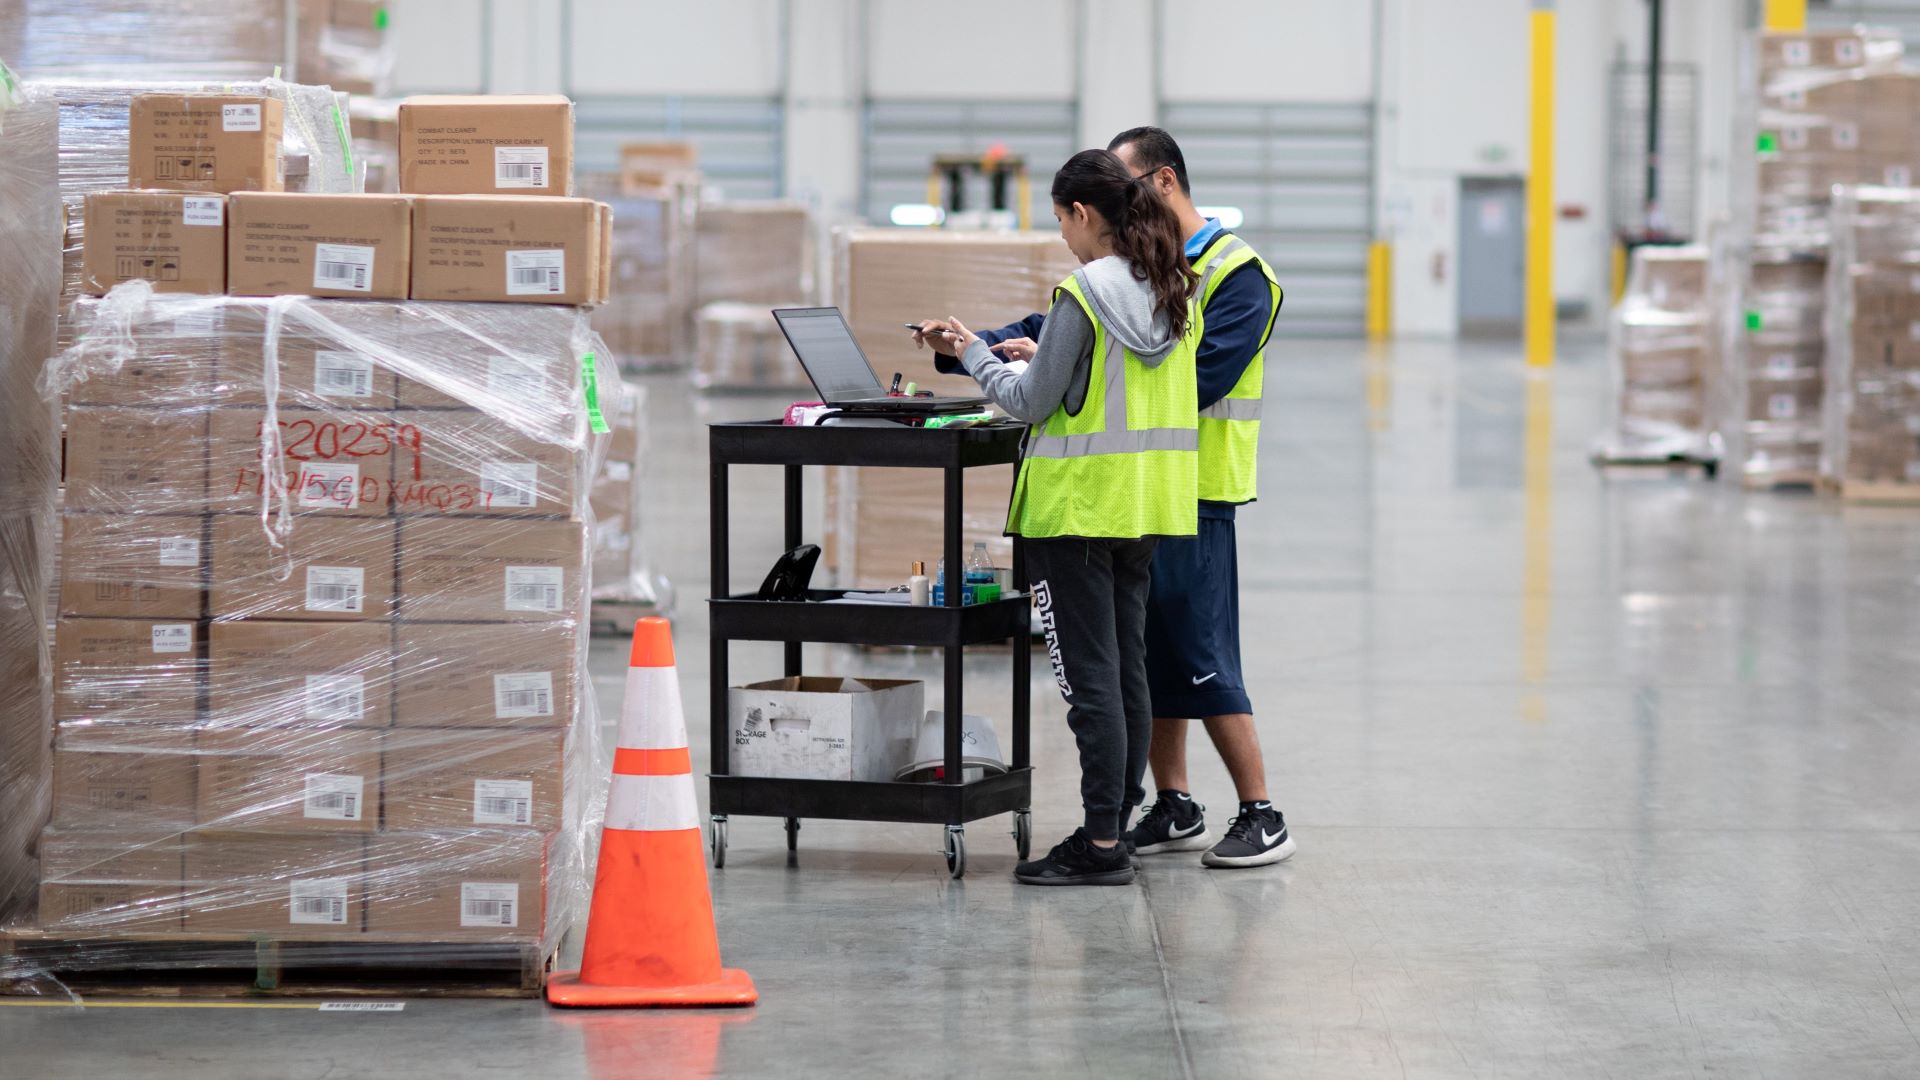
[937,148,1201,886]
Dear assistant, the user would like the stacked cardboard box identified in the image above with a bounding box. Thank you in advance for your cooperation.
[590,380,650,603]
[822,229,1077,588]
[1822,186,1920,493]
[1600,245,1716,461]
[582,170,696,372]
[687,201,815,390]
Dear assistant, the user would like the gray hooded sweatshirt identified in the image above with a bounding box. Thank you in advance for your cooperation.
[957,255,1177,424]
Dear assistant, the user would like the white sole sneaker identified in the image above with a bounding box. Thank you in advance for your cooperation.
[1133,829,1212,856]
[1201,834,1297,869]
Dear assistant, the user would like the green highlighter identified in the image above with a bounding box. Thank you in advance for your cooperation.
[922,412,995,429]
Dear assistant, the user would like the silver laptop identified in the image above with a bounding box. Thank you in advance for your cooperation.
[772,307,987,414]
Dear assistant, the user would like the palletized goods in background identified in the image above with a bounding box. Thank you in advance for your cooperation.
[1594,245,1720,466]
[1822,186,1920,501]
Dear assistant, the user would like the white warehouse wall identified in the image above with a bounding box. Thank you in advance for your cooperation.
[1159,0,1375,104]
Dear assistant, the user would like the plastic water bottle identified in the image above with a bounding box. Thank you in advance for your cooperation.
[965,543,995,604]
[932,557,946,606]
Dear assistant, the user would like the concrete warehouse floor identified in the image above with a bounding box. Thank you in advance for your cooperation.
[9,336,1920,1079]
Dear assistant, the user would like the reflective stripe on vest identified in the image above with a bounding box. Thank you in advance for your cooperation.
[1200,398,1263,421]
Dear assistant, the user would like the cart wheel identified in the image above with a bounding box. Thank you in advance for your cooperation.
[1012,810,1032,861]
[785,817,801,867]
[710,816,728,869]
[944,826,967,880]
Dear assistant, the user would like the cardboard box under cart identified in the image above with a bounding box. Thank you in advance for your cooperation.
[727,678,921,782]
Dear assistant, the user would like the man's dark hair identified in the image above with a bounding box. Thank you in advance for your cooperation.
[1107,126,1190,196]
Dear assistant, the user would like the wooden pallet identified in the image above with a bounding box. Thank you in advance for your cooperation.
[0,930,554,999]
[1742,470,1821,492]
[1837,479,1920,505]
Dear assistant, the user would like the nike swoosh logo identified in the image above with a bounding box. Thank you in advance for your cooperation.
[1260,828,1285,847]
[1170,821,1204,838]
[1191,673,1218,685]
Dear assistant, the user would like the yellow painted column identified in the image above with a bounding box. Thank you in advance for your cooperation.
[1764,0,1806,32]
[1366,241,1392,340]
[1526,1,1556,368]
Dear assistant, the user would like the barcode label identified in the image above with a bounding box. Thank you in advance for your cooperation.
[182,196,223,227]
[606,461,632,483]
[151,623,193,654]
[1781,127,1807,151]
[503,566,565,613]
[305,565,365,613]
[313,243,375,293]
[158,535,200,567]
[222,103,262,131]
[314,352,375,398]
[486,358,543,399]
[303,773,366,820]
[1768,393,1798,420]
[505,250,565,296]
[479,461,539,509]
[289,877,351,925]
[298,462,361,510]
[1837,38,1862,64]
[493,672,555,719]
[494,146,550,189]
[460,882,520,928]
[173,313,216,335]
[1767,354,1797,379]
[1889,166,1914,189]
[1783,41,1811,66]
[473,779,535,825]
[304,675,366,722]
[1833,123,1860,150]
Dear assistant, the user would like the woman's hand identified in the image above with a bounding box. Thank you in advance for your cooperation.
[945,316,980,355]
[989,337,1037,363]
[911,319,958,357]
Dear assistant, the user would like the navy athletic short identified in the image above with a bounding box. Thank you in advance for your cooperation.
[1144,514,1251,718]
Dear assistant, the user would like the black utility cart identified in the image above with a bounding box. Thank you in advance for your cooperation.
[707,420,1033,879]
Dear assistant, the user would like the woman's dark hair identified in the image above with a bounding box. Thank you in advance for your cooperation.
[1051,148,1196,339]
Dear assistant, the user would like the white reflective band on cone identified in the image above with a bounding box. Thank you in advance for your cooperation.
[617,665,690,750]
[604,772,700,832]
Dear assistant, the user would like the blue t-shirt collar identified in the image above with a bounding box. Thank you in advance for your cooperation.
[1184,217,1223,259]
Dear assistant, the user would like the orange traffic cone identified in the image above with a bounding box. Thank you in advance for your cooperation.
[547,617,757,1008]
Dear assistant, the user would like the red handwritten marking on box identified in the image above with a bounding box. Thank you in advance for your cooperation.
[226,467,497,511]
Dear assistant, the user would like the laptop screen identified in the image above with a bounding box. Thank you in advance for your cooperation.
[773,308,884,403]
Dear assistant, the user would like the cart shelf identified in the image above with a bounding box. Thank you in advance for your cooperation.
[710,590,1030,648]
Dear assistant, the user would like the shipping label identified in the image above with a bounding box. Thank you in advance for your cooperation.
[222,103,262,132]
[503,566,565,613]
[303,675,367,722]
[486,358,544,399]
[505,250,565,296]
[494,146,550,189]
[302,773,366,821]
[289,877,351,925]
[314,351,375,398]
[459,882,520,928]
[305,566,366,613]
[182,196,224,227]
[473,779,535,826]
[479,461,539,509]
[313,243,375,293]
[173,312,217,335]
[151,623,194,654]
[297,461,361,509]
[493,672,555,719]
[1768,393,1798,420]
[157,535,201,567]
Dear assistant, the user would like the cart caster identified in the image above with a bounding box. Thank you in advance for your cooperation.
[1012,810,1032,861]
[785,817,801,867]
[710,816,728,869]
[944,826,966,880]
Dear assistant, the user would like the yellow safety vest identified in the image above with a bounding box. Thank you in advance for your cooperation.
[1007,273,1201,540]
[1190,232,1282,504]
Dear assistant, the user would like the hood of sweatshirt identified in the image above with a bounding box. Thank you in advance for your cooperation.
[1072,255,1177,368]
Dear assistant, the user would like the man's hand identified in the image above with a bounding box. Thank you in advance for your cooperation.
[911,319,958,357]
[945,315,980,355]
[989,337,1037,363]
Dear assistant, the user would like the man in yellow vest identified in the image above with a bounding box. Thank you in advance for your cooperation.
[921,127,1288,868]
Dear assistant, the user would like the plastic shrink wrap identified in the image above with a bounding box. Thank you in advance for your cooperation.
[0,71,64,924]
[823,228,1078,589]
[1822,186,1920,496]
[2,284,612,992]
[1597,245,1718,463]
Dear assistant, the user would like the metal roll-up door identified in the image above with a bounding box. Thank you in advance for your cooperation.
[862,101,1078,226]
[1808,1,1920,42]
[572,96,785,199]
[1158,102,1375,337]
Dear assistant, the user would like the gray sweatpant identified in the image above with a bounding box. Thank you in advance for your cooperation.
[1026,536,1158,841]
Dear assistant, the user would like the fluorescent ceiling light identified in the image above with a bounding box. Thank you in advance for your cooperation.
[1196,206,1245,230]
[889,203,944,227]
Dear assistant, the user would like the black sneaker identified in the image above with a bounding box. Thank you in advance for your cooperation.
[1014,828,1136,886]
[1201,803,1296,868]
[1126,791,1210,855]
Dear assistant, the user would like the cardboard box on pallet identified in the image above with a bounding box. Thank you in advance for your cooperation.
[391,622,575,728]
[694,201,813,308]
[59,512,207,620]
[392,334,580,411]
[63,406,211,513]
[207,620,393,729]
[53,618,203,726]
[693,302,807,391]
[403,413,579,517]
[364,830,547,937]
[214,305,401,408]
[194,729,383,833]
[206,407,398,517]
[181,831,367,934]
[51,727,197,827]
[396,518,583,623]
[210,515,398,622]
[128,94,284,194]
[38,829,184,932]
[617,141,698,196]
[398,96,575,197]
[382,728,567,831]
[227,192,413,300]
[823,464,1017,590]
[409,195,604,305]
[66,308,224,407]
[81,191,228,295]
